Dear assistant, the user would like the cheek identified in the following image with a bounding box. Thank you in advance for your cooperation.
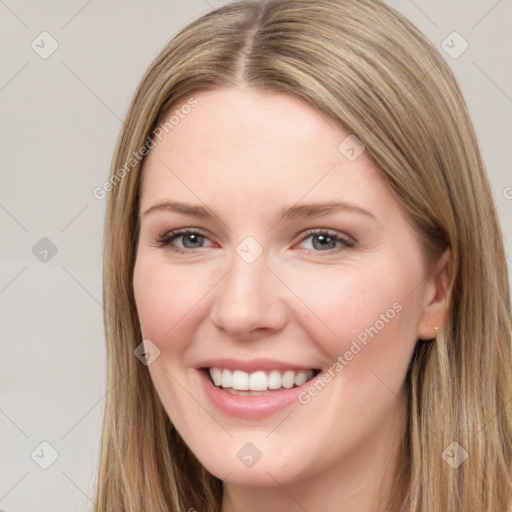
[284,260,421,373]
[133,255,211,343]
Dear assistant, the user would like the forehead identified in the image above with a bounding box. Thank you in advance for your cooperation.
[139,87,395,221]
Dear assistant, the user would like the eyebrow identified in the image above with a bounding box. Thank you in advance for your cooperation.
[142,200,378,223]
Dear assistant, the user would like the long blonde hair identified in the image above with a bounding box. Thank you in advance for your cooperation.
[96,0,512,510]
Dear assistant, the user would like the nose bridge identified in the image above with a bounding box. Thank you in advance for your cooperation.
[211,244,286,335]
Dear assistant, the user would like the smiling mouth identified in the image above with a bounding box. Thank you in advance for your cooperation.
[203,367,321,395]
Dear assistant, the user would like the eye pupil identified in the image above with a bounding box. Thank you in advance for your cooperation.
[183,233,204,248]
[312,234,336,250]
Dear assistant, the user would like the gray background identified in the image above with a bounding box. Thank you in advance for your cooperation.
[1,1,510,511]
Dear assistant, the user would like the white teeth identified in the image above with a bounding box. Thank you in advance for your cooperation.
[281,370,295,389]
[232,370,249,390]
[208,367,315,391]
[267,370,282,389]
[249,371,267,391]
[210,367,222,386]
[221,368,232,388]
[294,371,309,386]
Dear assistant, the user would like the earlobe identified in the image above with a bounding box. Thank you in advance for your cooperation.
[417,248,452,340]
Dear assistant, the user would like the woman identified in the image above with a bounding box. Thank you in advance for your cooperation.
[95,0,512,510]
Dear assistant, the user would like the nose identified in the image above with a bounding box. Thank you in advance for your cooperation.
[210,248,288,338]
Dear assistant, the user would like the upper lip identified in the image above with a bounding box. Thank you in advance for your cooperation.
[196,358,319,373]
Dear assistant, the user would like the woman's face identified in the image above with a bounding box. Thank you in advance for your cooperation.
[133,87,444,488]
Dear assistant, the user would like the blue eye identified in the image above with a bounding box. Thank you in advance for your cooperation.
[155,228,212,253]
[297,229,354,253]
[154,228,354,255]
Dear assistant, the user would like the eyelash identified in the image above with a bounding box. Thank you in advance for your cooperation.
[153,227,354,256]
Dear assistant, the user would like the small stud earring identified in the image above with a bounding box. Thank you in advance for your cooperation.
[434,326,438,338]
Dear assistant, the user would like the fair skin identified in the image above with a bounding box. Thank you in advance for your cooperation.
[133,87,450,512]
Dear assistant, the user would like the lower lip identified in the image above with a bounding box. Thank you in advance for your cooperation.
[198,370,317,419]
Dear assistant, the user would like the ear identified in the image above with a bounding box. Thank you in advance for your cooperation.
[417,248,452,340]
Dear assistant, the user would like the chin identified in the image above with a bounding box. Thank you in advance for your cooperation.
[189,438,313,487]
